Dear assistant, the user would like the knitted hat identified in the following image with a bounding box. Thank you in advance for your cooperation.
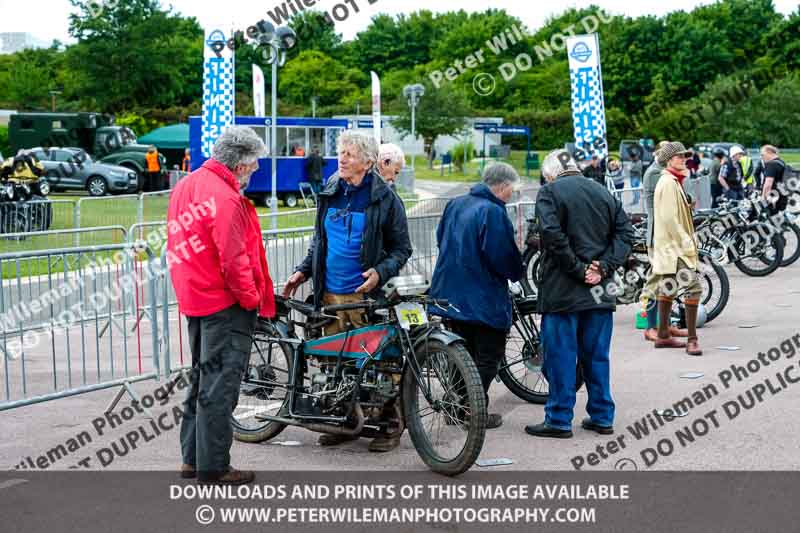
[656,142,692,166]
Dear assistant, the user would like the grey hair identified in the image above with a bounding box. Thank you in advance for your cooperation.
[481,161,519,187]
[337,130,379,167]
[542,149,579,180]
[211,126,267,170]
[761,144,779,155]
[379,143,405,167]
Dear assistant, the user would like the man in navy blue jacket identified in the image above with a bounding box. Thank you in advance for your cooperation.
[429,162,524,429]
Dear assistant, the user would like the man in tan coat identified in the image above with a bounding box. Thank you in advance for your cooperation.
[645,142,703,356]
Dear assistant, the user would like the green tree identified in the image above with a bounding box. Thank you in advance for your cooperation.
[287,11,342,61]
[279,50,367,109]
[392,82,471,161]
[66,0,203,111]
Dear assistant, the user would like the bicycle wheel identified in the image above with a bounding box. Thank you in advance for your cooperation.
[698,254,729,323]
[498,313,585,404]
[733,227,784,277]
[232,320,294,443]
[520,246,541,297]
[498,312,548,404]
[402,339,486,476]
[778,222,800,267]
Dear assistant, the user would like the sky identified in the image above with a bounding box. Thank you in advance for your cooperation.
[0,0,797,45]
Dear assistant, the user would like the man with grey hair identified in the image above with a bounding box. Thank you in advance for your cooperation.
[168,126,275,485]
[378,143,405,188]
[283,130,411,452]
[526,149,633,439]
[429,162,524,430]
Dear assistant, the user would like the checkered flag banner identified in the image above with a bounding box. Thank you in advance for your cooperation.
[567,34,608,159]
[202,28,236,158]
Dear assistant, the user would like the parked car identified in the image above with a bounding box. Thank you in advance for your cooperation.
[693,142,745,157]
[30,147,138,196]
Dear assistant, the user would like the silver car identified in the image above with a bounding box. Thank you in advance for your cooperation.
[31,147,138,196]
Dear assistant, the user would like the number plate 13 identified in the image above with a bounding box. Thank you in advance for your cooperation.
[395,303,428,330]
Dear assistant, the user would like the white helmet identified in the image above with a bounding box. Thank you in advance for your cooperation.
[729,146,745,158]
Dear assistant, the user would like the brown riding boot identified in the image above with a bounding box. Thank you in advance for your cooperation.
[654,298,687,349]
[684,299,703,356]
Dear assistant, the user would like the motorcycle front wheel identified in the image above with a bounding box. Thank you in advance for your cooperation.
[402,338,486,476]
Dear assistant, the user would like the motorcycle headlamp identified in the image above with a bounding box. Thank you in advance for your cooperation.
[38,181,50,196]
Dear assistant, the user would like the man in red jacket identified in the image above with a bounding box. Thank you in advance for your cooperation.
[167,126,274,486]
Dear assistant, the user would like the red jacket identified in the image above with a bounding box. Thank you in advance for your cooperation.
[167,159,275,318]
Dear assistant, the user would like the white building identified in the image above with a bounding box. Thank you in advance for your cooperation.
[0,33,48,54]
[333,115,505,160]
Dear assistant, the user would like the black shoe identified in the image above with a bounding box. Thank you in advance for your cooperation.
[581,417,614,435]
[524,422,573,438]
[486,413,503,429]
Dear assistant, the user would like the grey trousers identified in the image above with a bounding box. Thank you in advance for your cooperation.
[180,303,256,475]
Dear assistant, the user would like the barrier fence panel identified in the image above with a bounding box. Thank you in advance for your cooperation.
[610,186,646,215]
[262,226,316,289]
[0,199,76,237]
[257,208,316,231]
[684,175,712,210]
[403,214,440,280]
[0,243,161,411]
[76,194,141,232]
[140,190,171,225]
[0,226,128,278]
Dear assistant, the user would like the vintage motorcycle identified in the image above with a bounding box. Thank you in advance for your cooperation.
[231,276,488,476]
[0,162,53,235]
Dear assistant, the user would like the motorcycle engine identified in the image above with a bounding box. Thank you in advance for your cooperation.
[298,358,401,419]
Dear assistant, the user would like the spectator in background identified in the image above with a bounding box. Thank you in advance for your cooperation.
[582,154,605,186]
[378,143,405,191]
[752,156,765,191]
[760,145,791,215]
[719,146,746,201]
[606,158,624,190]
[145,145,161,192]
[686,151,701,179]
[709,148,726,207]
[168,126,275,485]
[526,149,633,439]
[629,153,644,206]
[429,162,524,431]
[740,150,754,192]
[181,149,192,173]
[304,147,324,195]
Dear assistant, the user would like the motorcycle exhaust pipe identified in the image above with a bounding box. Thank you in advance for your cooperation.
[301,403,365,437]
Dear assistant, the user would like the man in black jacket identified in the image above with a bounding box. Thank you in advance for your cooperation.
[526,149,634,439]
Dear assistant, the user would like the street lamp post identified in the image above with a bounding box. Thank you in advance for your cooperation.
[49,90,62,112]
[403,84,425,172]
[311,96,319,118]
[255,20,297,229]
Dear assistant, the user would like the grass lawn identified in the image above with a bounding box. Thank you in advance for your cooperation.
[412,150,547,182]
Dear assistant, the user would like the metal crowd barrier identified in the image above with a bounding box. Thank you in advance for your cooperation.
[0,243,161,412]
